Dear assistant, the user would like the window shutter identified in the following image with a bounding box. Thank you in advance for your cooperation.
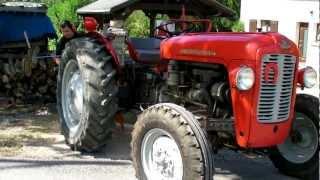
[270,21,278,32]
[316,24,320,41]
[249,20,257,32]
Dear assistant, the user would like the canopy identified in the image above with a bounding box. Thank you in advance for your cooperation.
[0,12,56,45]
[77,0,235,18]
[77,0,130,15]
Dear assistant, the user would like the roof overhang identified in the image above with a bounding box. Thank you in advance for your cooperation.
[0,2,47,14]
[77,0,137,15]
[77,0,235,18]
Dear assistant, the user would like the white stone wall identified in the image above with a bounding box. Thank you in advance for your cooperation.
[240,0,320,98]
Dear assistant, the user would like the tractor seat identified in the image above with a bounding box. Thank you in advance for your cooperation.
[127,38,161,64]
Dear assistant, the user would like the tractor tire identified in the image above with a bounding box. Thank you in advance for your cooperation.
[269,94,319,179]
[131,103,214,180]
[57,37,118,152]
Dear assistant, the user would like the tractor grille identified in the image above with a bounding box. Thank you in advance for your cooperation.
[257,54,296,123]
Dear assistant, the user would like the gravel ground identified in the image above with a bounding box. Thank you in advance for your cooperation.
[0,107,298,180]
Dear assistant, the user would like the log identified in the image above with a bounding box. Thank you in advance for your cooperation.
[0,54,57,104]
[2,75,9,83]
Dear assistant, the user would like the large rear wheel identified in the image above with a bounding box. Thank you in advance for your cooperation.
[131,103,214,180]
[57,37,118,152]
[269,94,319,179]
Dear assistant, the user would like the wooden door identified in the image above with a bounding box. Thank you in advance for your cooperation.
[249,19,257,32]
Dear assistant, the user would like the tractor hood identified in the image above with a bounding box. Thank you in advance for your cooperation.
[160,32,299,65]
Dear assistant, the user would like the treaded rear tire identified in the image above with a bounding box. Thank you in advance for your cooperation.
[131,103,214,180]
[57,37,118,152]
[269,94,319,179]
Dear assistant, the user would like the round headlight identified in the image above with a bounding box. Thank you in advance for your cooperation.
[236,67,255,90]
[303,67,317,88]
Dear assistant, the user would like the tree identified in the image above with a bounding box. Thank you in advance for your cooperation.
[23,0,242,35]
[212,0,244,32]
[123,0,243,35]
[25,0,93,36]
[22,0,93,50]
[46,0,94,35]
[124,10,150,37]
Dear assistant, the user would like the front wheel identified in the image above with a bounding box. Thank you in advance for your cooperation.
[131,103,214,180]
[269,94,319,179]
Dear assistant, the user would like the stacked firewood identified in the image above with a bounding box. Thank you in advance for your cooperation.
[0,56,57,105]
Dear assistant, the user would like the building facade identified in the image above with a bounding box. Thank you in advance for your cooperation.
[240,0,320,97]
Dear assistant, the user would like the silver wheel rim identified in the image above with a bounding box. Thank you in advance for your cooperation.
[278,112,318,164]
[61,60,84,137]
[141,128,183,180]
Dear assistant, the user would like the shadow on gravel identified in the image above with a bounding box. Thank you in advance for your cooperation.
[213,151,298,180]
[89,128,133,161]
[0,158,132,171]
[0,106,298,180]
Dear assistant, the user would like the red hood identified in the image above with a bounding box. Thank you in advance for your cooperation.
[160,32,299,64]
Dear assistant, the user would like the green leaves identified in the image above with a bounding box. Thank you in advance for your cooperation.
[124,10,150,38]
[27,0,242,36]
[23,0,93,50]
[26,0,93,37]
[231,20,244,32]
[122,0,244,34]
[47,0,93,36]
[213,0,244,32]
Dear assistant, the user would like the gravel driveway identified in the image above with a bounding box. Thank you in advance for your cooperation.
[0,107,298,180]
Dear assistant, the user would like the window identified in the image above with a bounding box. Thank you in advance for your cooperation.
[316,24,320,41]
[249,20,278,32]
[261,20,271,32]
[297,22,309,62]
[261,20,278,32]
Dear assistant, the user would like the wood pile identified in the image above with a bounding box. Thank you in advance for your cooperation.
[0,46,57,105]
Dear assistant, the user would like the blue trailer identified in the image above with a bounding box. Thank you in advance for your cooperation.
[0,2,56,46]
[0,2,57,104]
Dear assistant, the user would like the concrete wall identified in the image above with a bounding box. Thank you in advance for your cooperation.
[240,0,319,98]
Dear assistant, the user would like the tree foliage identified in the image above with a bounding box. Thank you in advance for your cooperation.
[123,0,243,35]
[124,11,150,37]
[46,0,94,32]
[212,0,244,32]
[11,0,242,36]
[25,0,93,36]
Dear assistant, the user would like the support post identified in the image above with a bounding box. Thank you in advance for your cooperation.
[146,12,156,37]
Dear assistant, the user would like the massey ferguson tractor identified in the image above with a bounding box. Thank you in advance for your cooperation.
[57,1,319,180]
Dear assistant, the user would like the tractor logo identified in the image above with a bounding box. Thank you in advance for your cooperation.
[280,38,291,49]
[180,49,216,56]
[264,62,279,84]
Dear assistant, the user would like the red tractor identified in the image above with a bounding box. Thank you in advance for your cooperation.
[57,2,318,180]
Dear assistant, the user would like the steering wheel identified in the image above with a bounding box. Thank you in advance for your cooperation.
[154,21,196,38]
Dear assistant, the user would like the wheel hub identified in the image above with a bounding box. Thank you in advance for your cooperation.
[278,113,318,164]
[142,129,183,180]
[152,137,178,177]
[61,60,84,137]
[67,71,83,120]
[290,130,303,144]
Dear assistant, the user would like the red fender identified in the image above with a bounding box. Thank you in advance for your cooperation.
[86,32,122,73]
[84,17,122,73]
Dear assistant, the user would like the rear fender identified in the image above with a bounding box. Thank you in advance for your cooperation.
[86,32,122,72]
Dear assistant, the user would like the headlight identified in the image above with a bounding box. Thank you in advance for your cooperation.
[236,67,255,90]
[302,67,317,88]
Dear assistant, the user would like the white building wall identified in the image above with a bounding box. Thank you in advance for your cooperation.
[240,0,320,98]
